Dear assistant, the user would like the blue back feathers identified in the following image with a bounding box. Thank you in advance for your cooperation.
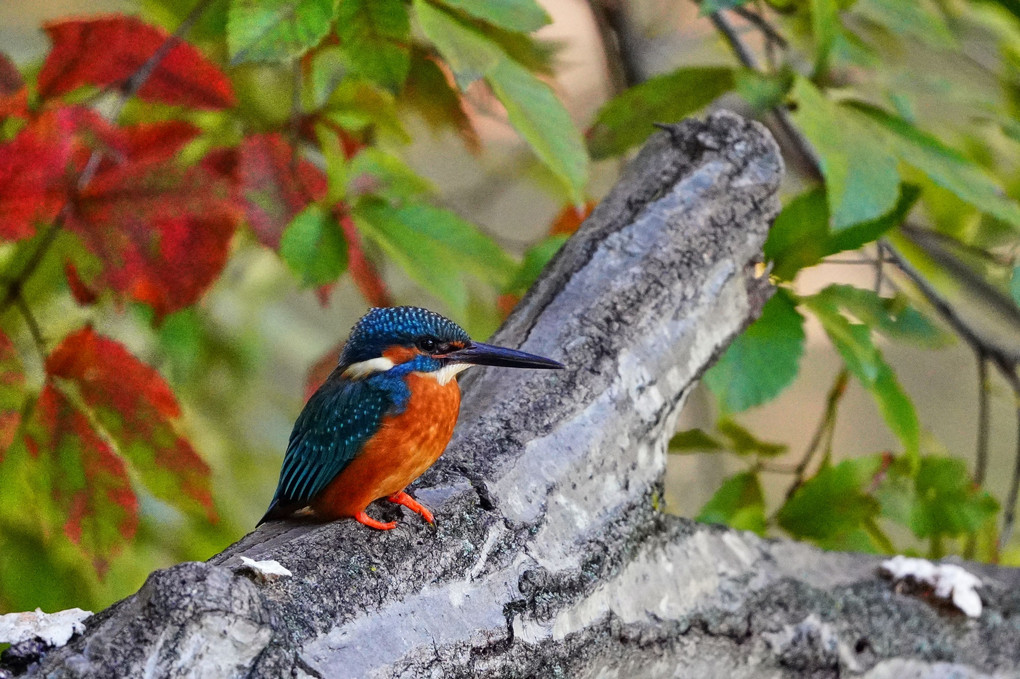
[260,307,469,520]
[339,306,470,366]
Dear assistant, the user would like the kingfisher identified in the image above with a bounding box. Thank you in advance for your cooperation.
[258,306,563,530]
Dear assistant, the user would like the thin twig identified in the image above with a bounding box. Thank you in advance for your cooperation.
[995,359,1020,552]
[13,292,45,357]
[975,352,991,485]
[733,5,788,49]
[784,370,850,501]
[586,0,643,92]
[965,350,991,559]
[0,0,214,316]
[873,243,885,294]
[709,10,823,181]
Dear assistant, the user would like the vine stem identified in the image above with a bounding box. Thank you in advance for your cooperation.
[995,361,1020,552]
[0,0,215,320]
[783,369,850,502]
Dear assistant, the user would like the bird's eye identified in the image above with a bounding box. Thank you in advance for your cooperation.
[417,337,438,352]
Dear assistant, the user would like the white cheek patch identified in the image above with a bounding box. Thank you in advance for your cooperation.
[427,363,473,386]
[342,357,395,380]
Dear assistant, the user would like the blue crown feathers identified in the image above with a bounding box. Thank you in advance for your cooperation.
[338,307,470,366]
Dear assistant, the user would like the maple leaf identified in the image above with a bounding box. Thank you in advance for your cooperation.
[26,385,139,574]
[238,133,327,249]
[45,328,216,521]
[0,331,25,455]
[66,122,240,319]
[38,16,235,110]
[0,108,82,241]
[0,51,28,122]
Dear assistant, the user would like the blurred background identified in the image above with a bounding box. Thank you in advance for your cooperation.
[1,0,1018,614]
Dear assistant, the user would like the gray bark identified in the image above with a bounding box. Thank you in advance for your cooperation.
[21,111,1020,679]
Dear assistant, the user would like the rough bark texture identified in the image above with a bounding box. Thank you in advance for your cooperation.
[20,111,1020,679]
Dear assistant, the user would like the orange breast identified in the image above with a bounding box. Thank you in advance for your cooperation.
[312,373,461,519]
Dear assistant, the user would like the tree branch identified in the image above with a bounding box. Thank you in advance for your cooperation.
[21,111,1020,679]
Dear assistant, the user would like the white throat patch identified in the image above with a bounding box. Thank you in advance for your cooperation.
[342,357,395,380]
[427,363,472,386]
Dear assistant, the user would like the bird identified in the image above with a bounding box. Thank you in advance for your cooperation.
[258,306,564,530]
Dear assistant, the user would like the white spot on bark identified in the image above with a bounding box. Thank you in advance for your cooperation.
[0,608,92,647]
[238,556,293,582]
[881,555,983,617]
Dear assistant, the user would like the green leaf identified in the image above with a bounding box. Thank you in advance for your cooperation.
[486,58,589,203]
[824,183,920,254]
[385,203,516,287]
[704,289,806,412]
[717,418,788,457]
[353,199,510,314]
[345,149,434,204]
[587,67,736,159]
[323,78,409,142]
[475,21,555,75]
[415,1,587,202]
[415,0,501,86]
[355,199,467,314]
[280,205,349,286]
[336,0,410,91]
[815,284,953,348]
[764,187,829,280]
[668,428,725,454]
[697,471,767,535]
[805,296,920,460]
[765,184,920,281]
[848,103,1020,231]
[437,0,550,32]
[788,77,900,230]
[852,0,956,50]
[1011,265,1020,307]
[810,0,839,74]
[778,455,884,543]
[228,0,336,64]
[504,235,568,296]
[908,457,998,538]
[735,68,794,113]
[402,51,478,144]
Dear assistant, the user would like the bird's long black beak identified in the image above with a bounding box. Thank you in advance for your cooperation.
[442,342,564,370]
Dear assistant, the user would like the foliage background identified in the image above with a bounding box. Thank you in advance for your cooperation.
[0,0,1018,616]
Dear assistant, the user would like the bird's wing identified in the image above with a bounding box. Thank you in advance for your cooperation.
[264,377,395,518]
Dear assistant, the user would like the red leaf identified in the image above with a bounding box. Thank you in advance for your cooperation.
[66,122,239,319]
[38,16,235,110]
[0,52,28,122]
[0,108,80,241]
[549,201,595,236]
[28,385,139,574]
[46,328,216,521]
[339,212,391,307]
[64,261,99,306]
[0,331,25,456]
[238,133,327,249]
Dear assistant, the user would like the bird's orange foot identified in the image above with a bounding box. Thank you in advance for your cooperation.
[387,491,435,524]
[353,511,397,530]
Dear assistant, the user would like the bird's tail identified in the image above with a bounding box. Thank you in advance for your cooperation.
[256,498,299,527]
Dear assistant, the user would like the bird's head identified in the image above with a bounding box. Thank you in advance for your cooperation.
[339,306,563,384]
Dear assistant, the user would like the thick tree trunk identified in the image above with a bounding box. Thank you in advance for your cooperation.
[23,111,1020,679]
